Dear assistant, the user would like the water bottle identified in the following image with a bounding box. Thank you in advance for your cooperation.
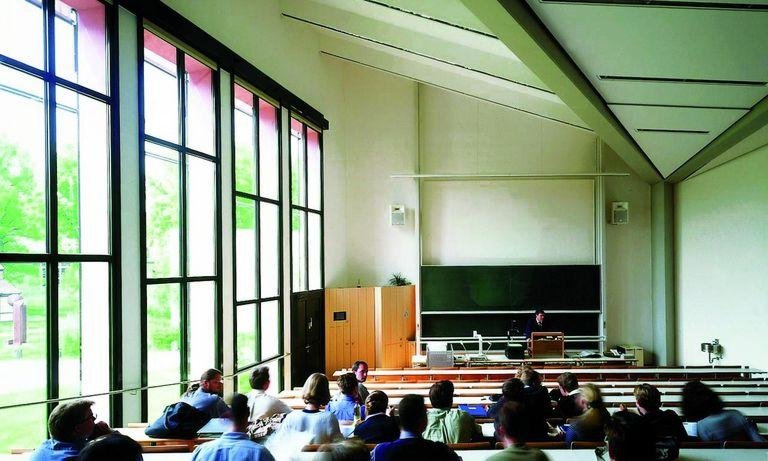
[353,402,361,425]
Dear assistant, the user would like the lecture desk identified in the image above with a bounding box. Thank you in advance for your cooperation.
[362,378,768,389]
[24,448,762,461]
[2,449,767,461]
[280,384,768,399]
[336,366,763,381]
[110,427,214,452]
[360,379,768,391]
[281,396,768,418]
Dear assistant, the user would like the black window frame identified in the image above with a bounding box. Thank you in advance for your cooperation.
[0,0,122,432]
[289,115,324,294]
[137,25,223,421]
[230,83,285,391]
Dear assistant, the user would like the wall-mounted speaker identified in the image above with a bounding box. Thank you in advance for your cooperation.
[390,204,405,226]
[611,202,629,225]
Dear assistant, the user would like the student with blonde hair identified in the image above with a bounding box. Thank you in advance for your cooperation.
[277,373,342,444]
[564,384,609,443]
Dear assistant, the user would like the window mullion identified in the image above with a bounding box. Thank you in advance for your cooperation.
[319,131,324,288]
[303,125,309,291]
[177,48,189,389]
[254,96,261,302]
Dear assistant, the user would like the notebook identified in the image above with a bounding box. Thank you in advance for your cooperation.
[197,418,232,437]
[458,404,488,418]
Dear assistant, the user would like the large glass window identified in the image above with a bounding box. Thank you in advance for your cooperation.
[233,83,282,388]
[0,0,113,452]
[142,30,219,418]
[290,118,323,292]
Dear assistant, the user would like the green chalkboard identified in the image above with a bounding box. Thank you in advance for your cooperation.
[421,265,600,312]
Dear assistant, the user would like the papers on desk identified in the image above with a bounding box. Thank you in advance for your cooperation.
[197,418,231,437]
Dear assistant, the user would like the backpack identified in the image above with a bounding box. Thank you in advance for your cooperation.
[145,401,211,439]
[655,436,680,461]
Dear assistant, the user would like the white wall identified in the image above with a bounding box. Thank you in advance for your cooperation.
[334,62,420,287]
[418,86,598,265]
[676,144,768,370]
[602,144,654,356]
[421,179,595,265]
[161,0,656,359]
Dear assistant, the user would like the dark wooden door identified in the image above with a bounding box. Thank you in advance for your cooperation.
[290,289,324,386]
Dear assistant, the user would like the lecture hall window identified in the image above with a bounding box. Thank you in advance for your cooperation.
[290,118,323,293]
[233,83,283,391]
[141,29,220,418]
[0,0,113,452]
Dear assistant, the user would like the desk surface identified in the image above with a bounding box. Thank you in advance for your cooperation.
[136,448,768,461]
[360,379,768,390]
[350,366,763,376]
[3,447,766,461]
[282,385,768,399]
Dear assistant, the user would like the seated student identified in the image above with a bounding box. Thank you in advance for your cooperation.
[334,361,370,404]
[327,372,365,422]
[628,383,687,460]
[564,384,610,443]
[79,434,143,461]
[422,380,481,444]
[681,380,766,442]
[247,366,291,421]
[278,373,342,444]
[605,411,656,461]
[181,368,231,418]
[351,360,369,404]
[488,378,525,423]
[352,390,399,443]
[371,394,461,461]
[489,379,549,442]
[517,366,552,420]
[318,439,370,461]
[488,401,550,461]
[550,372,581,419]
[191,393,275,461]
[31,399,113,461]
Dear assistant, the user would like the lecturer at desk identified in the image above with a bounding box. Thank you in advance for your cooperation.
[524,309,546,339]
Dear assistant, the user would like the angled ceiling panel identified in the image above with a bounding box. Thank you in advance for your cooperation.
[319,34,588,128]
[521,0,768,179]
[368,0,496,34]
[609,104,749,175]
[282,0,589,128]
[524,3,768,81]
[598,81,764,109]
[282,0,548,92]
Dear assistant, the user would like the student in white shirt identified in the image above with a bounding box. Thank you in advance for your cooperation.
[246,366,291,421]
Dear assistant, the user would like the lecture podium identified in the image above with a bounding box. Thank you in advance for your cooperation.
[529,331,565,358]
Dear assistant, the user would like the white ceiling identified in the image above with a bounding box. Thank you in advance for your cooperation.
[282,0,768,182]
[281,0,590,128]
[524,0,768,179]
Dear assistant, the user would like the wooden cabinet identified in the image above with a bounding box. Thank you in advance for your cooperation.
[324,288,376,377]
[325,286,415,376]
[376,285,416,368]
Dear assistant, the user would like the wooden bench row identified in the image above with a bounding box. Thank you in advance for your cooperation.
[343,366,762,382]
[301,440,768,451]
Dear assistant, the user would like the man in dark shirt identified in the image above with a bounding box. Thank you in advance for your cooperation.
[622,383,687,461]
[523,310,546,340]
[549,372,581,419]
[370,394,460,461]
[352,390,399,443]
[518,366,552,419]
